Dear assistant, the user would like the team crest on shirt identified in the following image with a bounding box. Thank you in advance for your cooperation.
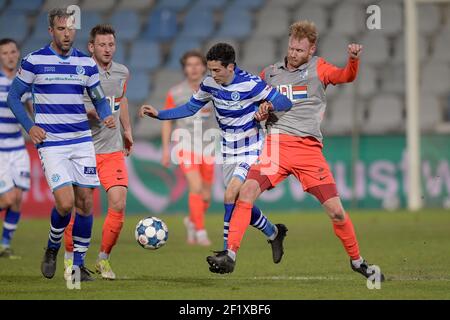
[76,65,85,75]
[231,91,240,101]
[51,174,61,183]
[299,69,308,80]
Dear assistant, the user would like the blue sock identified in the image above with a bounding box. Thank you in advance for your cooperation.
[2,208,21,248]
[250,205,276,239]
[223,203,235,250]
[72,213,93,267]
[47,207,71,250]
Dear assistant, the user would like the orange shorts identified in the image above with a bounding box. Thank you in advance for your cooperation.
[96,151,128,191]
[176,149,215,184]
[249,134,336,191]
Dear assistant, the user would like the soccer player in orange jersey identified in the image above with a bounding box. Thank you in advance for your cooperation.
[64,24,132,280]
[161,51,216,246]
[207,21,385,281]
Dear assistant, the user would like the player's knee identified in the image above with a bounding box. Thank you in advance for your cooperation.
[110,197,126,213]
[238,181,258,203]
[324,201,345,222]
[56,200,74,216]
[224,188,237,204]
[11,192,22,210]
[202,192,211,204]
[0,193,14,208]
[75,197,93,214]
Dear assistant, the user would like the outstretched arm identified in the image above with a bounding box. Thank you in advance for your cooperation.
[317,43,362,86]
[139,100,204,120]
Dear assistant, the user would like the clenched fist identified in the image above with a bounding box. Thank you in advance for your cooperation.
[254,101,274,122]
[139,105,159,118]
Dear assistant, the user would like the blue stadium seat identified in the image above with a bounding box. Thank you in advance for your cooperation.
[227,0,264,10]
[153,0,192,12]
[20,40,48,56]
[179,9,214,40]
[166,37,202,69]
[193,0,228,10]
[142,9,177,41]
[0,13,28,43]
[7,0,43,12]
[0,0,6,12]
[216,9,252,40]
[127,71,151,102]
[128,41,161,71]
[114,41,126,65]
[109,10,140,41]
[76,12,104,43]
[28,13,51,42]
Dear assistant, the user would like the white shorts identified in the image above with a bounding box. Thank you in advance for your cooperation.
[222,155,259,187]
[0,149,31,194]
[38,142,100,191]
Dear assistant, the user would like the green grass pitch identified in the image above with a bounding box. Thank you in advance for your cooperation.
[1,209,449,299]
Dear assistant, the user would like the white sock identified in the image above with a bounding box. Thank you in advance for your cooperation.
[64,251,73,260]
[227,249,236,261]
[98,251,109,260]
[351,257,364,268]
[268,225,278,241]
[1,244,10,250]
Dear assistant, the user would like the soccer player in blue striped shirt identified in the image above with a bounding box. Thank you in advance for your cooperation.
[140,43,292,268]
[0,38,32,259]
[7,8,115,281]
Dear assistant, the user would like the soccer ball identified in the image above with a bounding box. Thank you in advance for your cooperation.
[135,217,169,250]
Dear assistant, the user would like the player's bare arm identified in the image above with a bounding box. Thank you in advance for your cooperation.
[86,108,100,121]
[119,97,134,156]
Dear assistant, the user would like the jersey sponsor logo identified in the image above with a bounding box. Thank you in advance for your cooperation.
[277,84,308,101]
[84,166,97,175]
[44,66,56,73]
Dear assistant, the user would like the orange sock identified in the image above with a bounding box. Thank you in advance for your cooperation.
[227,200,252,252]
[333,213,360,260]
[100,209,124,254]
[189,193,205,231]
[64,214,75,253]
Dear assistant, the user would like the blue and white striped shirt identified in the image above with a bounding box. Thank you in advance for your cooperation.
[191,67,278,162]
[16,45,100,148]
[0,71,30,152]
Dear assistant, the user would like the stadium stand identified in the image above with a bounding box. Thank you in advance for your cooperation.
[0,0,447,137]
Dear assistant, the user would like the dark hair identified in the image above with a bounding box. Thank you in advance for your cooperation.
[180,50,206,68]
[0,38,18,48]
[48,8,74,28]
[206,43,235,67]
[89,24,116,43]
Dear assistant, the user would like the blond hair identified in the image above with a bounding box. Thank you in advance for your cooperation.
[289,20,318,44]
